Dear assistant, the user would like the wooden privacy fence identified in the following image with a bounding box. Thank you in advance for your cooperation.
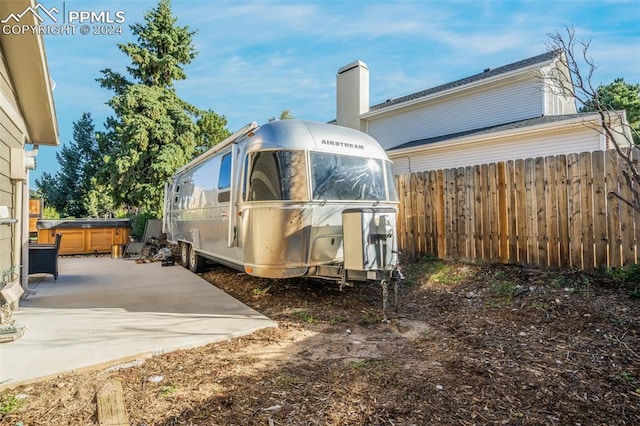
[395,148,639,271]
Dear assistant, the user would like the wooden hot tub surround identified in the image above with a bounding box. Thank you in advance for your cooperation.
[36,219,132,255]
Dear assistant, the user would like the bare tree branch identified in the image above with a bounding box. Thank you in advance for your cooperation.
[542,26,640,213]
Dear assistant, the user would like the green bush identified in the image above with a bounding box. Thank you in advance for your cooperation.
[129,211,159,239]
[604,264,640,284]
[42,205,60,219]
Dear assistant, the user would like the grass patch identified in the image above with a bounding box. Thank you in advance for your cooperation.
[402,258,474,289]
[620,371,637,385]
[159,385,177,396]
[403,275,417,287]
[344,359,400,387]
[252,283,274,295]
[348,359,373,369]
[329,316,346,325]
[530,302,550,311]
[430,262,468,286]
[489,280,518,306]
[0,394,22,415]
[292,310,316,323]
[550,273,568,288]
[359,311,385,325]
[273,373,297,387]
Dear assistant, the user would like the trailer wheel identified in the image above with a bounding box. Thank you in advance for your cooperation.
[189,245,205,273]
[180,242,190,268]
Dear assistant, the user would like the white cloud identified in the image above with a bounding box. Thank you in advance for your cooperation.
[32,0,639,186]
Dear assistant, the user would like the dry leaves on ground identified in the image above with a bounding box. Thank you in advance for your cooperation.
[1,259,639,425]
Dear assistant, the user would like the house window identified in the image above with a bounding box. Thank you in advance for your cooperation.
[556,97,565,115]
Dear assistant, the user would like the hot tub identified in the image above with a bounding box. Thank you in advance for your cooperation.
[36,219,132,255]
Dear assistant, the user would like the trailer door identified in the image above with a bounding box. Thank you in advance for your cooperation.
[227,145,238,247]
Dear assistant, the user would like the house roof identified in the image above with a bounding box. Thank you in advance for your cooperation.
[369,50,560,113]
[0,0,59,146]
[388,113,597,152]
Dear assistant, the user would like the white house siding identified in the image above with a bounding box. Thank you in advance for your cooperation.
[542,63,578,116]
[0,49,24,278]
[0,144,12,274]
[544,80,577,116]
[389,125,601,175]
[367,76,544,150]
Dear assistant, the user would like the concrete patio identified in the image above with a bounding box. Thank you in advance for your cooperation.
[0,257,276,388]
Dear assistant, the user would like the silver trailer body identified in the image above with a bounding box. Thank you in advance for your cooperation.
[163,120,401,286]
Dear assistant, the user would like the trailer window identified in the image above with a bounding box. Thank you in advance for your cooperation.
[219,153,232,189]
[311,153,386,201]
[248,150,308,201]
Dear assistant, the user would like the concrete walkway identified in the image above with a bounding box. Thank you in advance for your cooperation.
[0,257,275,388]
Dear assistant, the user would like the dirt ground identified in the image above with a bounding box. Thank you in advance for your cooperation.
[1,258,639,425]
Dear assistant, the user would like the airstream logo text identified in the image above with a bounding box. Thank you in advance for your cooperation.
[321,139,365,150]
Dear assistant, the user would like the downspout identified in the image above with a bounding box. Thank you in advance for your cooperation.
[400,155,412,173]
[10,179,28,305]
[21,145,39,297]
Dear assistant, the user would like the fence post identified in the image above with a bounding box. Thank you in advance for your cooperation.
[465,166,475,261]
[425,171,436,255]
[415,172,426,255]
[579,152,595,271]
[497,162,509,263]
[506,160,518,264]
[514,159,527,264]
[435,169,446,259]
[545,155,560,268]
[489,163,500,262]
[606,150,622,268]
[591,151,608,268]
[473,165,483,261]
[617,148,637,266]
[568,153,582,269]
[535,157,548,267]
[556,155,570,268]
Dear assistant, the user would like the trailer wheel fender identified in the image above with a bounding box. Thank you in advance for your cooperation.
[180,242,190,268]
[189,245,205,273]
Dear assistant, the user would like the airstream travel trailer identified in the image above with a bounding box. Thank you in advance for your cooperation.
[163,120,402,295]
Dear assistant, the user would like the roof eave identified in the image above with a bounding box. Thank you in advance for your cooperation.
[0,0,59,146]
[387,113,603,156]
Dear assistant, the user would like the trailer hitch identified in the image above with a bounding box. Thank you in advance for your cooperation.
[381,266,404,320]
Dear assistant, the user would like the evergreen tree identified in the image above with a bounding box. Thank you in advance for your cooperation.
[97,0,229,216]
[268,109,295,122]
[35,112,102,217]
[195,109,231,156]
[580,78,640,145]
[84,177,123,218]
[34,171,63,213]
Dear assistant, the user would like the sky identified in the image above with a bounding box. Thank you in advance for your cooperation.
[17,0,640,186]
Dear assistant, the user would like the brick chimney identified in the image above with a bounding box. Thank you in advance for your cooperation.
[336,60,369,130]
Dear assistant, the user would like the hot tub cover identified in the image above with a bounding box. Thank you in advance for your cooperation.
[36,219,132,229]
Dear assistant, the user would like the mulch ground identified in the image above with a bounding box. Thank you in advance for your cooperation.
[1,259,639,425]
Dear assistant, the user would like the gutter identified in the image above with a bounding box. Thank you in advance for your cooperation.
[386,113,604,157]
